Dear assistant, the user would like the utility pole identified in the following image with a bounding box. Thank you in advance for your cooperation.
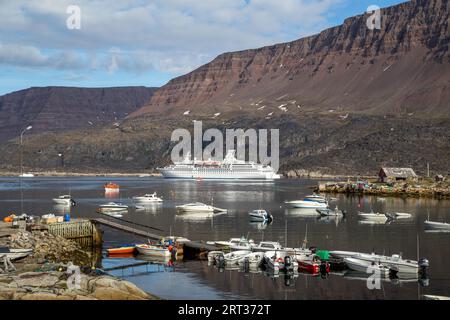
[20,125,32,214]
[427,163,430,178]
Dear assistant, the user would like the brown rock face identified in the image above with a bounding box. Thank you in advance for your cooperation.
[0,86,156,142]
[133,0,449,118]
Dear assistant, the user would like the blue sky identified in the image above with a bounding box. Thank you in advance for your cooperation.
[0,0,407,95]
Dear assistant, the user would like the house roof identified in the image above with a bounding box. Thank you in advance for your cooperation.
[380,167,417,178]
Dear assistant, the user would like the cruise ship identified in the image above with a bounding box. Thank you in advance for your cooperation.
[158,150,280,180]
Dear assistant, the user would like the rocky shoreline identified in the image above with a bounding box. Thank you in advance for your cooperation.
[316,180,450,199]
[0,230,158,300]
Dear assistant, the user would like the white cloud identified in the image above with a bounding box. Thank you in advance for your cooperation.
[0,0,343,76]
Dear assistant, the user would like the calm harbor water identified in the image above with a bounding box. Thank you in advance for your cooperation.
[1,176,449,299]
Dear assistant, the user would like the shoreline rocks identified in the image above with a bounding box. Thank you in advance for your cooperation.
[0,230,158,300]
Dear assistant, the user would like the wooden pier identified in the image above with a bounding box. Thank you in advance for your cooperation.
[45,219,102,247]
[90,218,220,259]
[91,218,163,241]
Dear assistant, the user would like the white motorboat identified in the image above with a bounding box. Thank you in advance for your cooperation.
[357,211,388,221]
[223,250,252,266]
[132,192,163,203]
[329,250,362,259]
[263,250,298,272]
[385,212,412,219]
[176,202,227,213]
[252,241,283,252]
[304,194,328,203]
[52,195,75,206]
[98,202,129,212]
[0,248,33,261]
[19,173,34,178]
[284,200,328,209]
[344,257,391,276]
[215,237,255,251]
[338,252,428,274]
[248,209,273,222]
[135,244,171,257]
[424,220,450,231]
[238,252,265,269]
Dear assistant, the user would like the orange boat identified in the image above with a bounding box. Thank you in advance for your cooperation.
[104,182,120,192]
[107,246,136,255]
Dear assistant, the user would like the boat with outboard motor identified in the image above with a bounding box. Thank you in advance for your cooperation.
[52,195,76,206]
[344,257,391,276]
[331,250,429,274]
[263,250,298,273]
[248,209,273,222]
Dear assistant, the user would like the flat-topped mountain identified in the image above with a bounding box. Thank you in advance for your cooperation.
[0,86,156,142]
[133,0,449,119]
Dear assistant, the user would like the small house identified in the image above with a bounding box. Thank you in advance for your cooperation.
[378,167,417,183]
[435,174,445,182]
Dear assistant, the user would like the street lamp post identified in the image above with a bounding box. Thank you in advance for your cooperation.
[20,125,32,214]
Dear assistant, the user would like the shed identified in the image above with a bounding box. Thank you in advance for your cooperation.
[378,167,417,183]
[435,174,445,182]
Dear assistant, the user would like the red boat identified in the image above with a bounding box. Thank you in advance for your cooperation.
[298,260,330,274]
[107,246,136,255]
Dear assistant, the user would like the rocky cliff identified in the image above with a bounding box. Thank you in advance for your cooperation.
[133,0,449,118]
[0,86,156,142]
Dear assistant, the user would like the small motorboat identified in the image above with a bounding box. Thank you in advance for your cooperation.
[19,173,34,178]
[104,182,120,192]
[132,192,163,203]
[264,250,298,272]
[215,237,255,251]
[304,194,328,203]
[107,245,136,255]
[424,220,450,231]
[52,195,76,206]
[358,211,388,221]
[248,209,273,222]
[176,202,227,213]
[135,244,171,257]
[238,252,265,270]
[385,212,412,219]
[0,247,33,261]
[223,250,252,266]
[298,258,330,274]
[344,257,391,276]
[284,200,328,209]
[341,252,428,275]
[316,206,345,217]
[98,202,129,212]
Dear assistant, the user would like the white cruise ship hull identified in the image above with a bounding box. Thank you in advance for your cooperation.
[159,169,279,180]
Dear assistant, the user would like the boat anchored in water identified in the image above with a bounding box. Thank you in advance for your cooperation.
[284,199,328,209]
[98,202,129,212]
[158,150,280,180]
[357,211,388,221]
[135,244,172,257]
[52,195,76,206]
[176,202,227,213]
[424,220,450,231]
[132,192,163,203]
[248,209,273,223]
[104,182,120,193]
